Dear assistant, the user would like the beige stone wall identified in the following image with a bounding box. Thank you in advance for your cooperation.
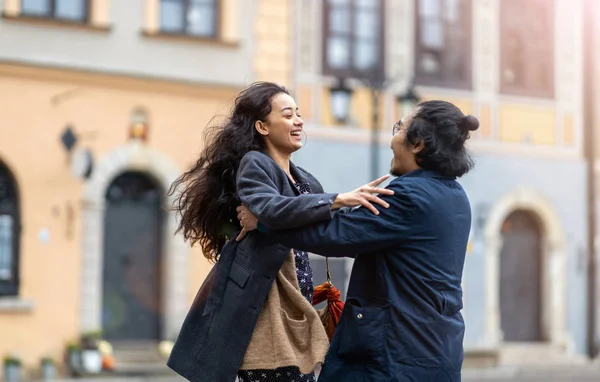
[0,62,237,369]
[254,0,292,86]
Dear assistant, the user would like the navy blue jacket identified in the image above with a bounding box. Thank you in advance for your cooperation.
[267,169,472,382]
[167,151,337,382]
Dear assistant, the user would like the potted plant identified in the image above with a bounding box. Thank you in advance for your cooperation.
[79,331,102,374]
[65,342,81,375]
[3,354,22,382]
[40,357,55,381]
[80,330,102,348]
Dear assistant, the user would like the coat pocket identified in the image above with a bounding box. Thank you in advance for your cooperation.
[280,309,309,351]
[229,260,251,289]
[336,297,390,365]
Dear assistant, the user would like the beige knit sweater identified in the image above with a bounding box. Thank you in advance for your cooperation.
[240,250,330,373]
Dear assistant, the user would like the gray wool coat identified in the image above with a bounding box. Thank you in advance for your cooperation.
[167,151,337,382]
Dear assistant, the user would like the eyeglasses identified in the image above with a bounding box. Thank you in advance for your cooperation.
[392,121,403,136]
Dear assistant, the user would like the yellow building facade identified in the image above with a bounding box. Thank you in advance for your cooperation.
[0,0,293,375]
[0,61,228,366]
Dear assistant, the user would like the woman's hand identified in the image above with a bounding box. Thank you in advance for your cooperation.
[332,174,394,215]
[236,204,258,241]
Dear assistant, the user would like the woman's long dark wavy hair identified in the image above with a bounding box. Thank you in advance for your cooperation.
[168,82,289,262]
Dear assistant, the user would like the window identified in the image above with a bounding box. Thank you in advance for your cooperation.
[21,0,89,22]
[160,0,219,38]
[322,0,385,78]
[500,0,554,97]
[0,163,20,296]
[415,0,472,89]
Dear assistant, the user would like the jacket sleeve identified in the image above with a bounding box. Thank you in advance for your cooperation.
[265,179,415,257]
[236,152,339,229]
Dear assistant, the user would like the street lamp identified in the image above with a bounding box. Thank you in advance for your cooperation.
[328,75,386,180]
[396,83,421,121]
[329,79,353,123]
[329,78,421,180]
[59,125,94,180]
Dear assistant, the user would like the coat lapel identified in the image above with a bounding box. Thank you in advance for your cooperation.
[287,161,306,195]
[258,150,305,195]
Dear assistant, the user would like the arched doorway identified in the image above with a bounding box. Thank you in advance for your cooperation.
[499,210,543,342]
[483,188,567,350]
[81,142,189,340]
[0,161,20,296]
[102,171,163,340]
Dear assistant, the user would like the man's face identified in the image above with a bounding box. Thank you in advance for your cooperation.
[390,111,420,176]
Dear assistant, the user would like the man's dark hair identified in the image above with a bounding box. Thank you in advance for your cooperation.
[405,100,479,178]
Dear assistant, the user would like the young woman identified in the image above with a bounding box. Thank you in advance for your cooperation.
[166,82,392,382]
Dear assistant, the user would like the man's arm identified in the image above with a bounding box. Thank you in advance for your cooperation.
[237,152,338,229]
[266,179,415,257]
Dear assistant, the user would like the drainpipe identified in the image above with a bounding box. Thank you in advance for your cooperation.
[583,0,598,359]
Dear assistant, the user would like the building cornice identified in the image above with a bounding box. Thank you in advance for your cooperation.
[0,59,242,99]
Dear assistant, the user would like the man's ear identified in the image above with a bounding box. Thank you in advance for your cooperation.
[412,140,425,154]
[255,120,268,136]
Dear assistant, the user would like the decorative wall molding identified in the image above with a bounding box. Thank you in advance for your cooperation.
[482,187,567,349]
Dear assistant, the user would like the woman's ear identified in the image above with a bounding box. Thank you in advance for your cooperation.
[255,120,269,136]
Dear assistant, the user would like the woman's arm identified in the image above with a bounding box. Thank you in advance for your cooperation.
[244,179,414,257]
[236,151,338,230]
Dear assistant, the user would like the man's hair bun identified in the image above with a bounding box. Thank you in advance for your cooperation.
[460,115,479,132]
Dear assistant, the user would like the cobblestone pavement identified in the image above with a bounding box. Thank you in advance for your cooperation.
[462,365,600,382]
[30,365,600,382]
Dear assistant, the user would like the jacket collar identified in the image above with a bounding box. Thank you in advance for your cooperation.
[401,168,456,180]
[259,150,307,194]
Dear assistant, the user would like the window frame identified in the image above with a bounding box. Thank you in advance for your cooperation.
[499,0,555,98]
[321,0,386,79]
[158,0,221,39]
[20,0,91,23]
[414,0,473,89]
[0,163,20,297]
